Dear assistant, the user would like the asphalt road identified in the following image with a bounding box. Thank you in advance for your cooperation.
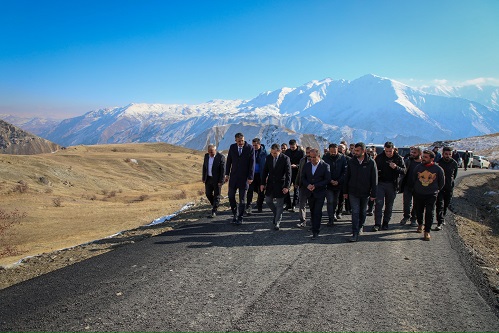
[1,169,498,332]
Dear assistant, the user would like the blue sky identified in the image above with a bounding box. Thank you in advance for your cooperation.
[1,0,498,118]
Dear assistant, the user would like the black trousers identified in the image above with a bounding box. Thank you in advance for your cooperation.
[228,185,248,218]
[204,177,222,213]
[246,173,265,209]
[308,194,326,234]
[436,188,453,225]
[414,192,437,233]
[337,188,351,214]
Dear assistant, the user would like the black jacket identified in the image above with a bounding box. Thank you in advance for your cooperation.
[285,146,305,183]
[344,155,378,198]
[323,153,347,190]
[375,151,406,184]
[202,152,226,185]
[400,157,421,192]
[225,141,255,188]
[438,158,458,191]
[301,160,331,198]
[261,153,292,198]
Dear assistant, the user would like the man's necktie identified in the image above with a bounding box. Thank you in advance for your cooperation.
[238,147,242,156]
[273,157,277,167]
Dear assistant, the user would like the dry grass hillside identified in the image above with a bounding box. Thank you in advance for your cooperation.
[0,143,211,266]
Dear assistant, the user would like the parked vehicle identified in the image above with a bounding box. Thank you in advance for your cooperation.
[456,150,474,169]
[397,147,411,158]
[472,155,491,169]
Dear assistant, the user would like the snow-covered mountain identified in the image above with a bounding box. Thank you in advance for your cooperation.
[6,74,499,151]
[420,85,499,109]
[0,114,61,137]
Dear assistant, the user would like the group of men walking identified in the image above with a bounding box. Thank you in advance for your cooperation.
[202,133,457,242]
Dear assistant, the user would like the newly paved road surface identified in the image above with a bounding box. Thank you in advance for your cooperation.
[1,169,498,331]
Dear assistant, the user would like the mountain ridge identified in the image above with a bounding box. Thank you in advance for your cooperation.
[4,74,499,151]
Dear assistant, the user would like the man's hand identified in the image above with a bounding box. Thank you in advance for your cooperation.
[260,185,265,192]
[307,184,315,191]
[247,179,253,185]
[331,180,338,186]
[224,175,229,183]
[343,194,348,199]
[370,196,376,201]
[282,188,289,194]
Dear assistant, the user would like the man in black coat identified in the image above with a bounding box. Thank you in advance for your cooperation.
[225,133,255,224]
[260,143,292,230]
[323,143,347,226]
[435,146,458,230]
[301,148,331,239]
[343,142,378,242]
[202,144,226,218]
[372,141,406,231]
[284,139,305,211]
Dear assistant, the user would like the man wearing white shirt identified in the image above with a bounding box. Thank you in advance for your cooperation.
[202,144,226,218]
[301,149,331,239]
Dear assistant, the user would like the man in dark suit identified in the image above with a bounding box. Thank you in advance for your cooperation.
[301,148,331,239]
[202,144,226,218]
[225,133,255,224]
[260,143,292,230]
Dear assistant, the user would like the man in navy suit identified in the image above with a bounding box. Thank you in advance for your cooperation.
[301,148,331,239]
[224,133,255,224]
[202,144,226,218]
[260,143,292,230]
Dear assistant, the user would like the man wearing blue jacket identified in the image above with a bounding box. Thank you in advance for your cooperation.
[246,138,268,215]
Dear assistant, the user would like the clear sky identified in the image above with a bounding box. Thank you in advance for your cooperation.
[1,0,498,118]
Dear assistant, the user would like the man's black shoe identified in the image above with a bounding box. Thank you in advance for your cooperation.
[312,232,318,239]
[381,224,389,230]
[372,225,380,232]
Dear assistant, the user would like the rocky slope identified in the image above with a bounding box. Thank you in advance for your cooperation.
[0,119,61,155]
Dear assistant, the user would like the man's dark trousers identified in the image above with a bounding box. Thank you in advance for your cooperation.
[374,181,397,227]
[349,194,369,236]
[228,185,248,219]
[414,193,437,232]
[205,176,222,213]
[247,173,265,210]
[436,188,453,225]
[308,194,326,235]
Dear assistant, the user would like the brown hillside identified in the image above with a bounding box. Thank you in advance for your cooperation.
[0,143,211,266]
[0,119,61,155]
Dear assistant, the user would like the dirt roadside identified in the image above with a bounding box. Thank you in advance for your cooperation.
[451,173,499,300]
[1,174,498,301]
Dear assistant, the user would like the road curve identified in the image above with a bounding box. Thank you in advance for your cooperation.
[1,169,498,331]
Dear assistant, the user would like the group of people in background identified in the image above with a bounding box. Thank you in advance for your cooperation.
[202,133,458,242]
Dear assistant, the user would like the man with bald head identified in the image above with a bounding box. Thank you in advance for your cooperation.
[301,148,331,239]
[202,144,226,218]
